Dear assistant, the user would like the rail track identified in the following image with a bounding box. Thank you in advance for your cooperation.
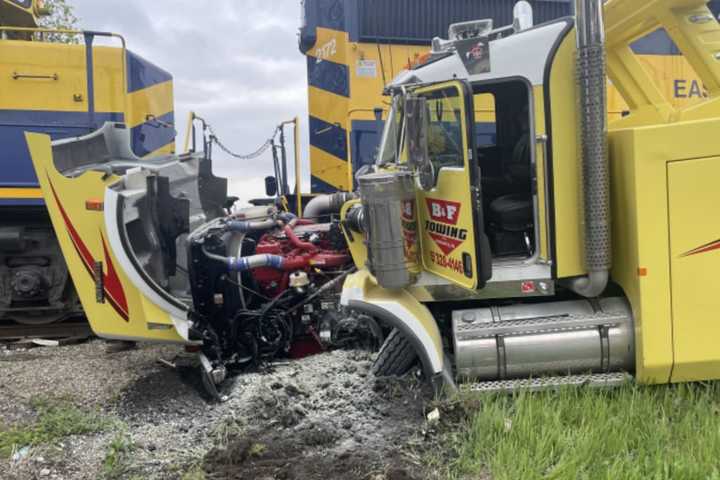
[0,317,92,343]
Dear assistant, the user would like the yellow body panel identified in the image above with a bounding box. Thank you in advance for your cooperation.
[342,269,445,377]
[667,157,720,382]
[25,133,186,343]
[0,41,127,113]
[126,80,174,128]
[310,27,349,65]
[609,116,720,383]
[308,86,349,131]
[310,145,352,191]
[548,33,586,279]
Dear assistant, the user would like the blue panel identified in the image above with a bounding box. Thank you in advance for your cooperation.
[350,119,380,172]
[0,198,45,206]
[0,110,124,187]
[307,56,350,98]
[309,115,348,161]
[126,50,173,93]
[356,0,571,44]
[315,0,347,32]
[631,29,680,56]
[475,122,497,147]
[311,175,339,194]
[130,111,176,157]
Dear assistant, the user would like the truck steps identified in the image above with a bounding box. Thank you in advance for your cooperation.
[462,372,632,394]
[454,311,628,339]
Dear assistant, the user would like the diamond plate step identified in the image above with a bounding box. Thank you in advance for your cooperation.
[454,312,627,340]
[461,372,632,394]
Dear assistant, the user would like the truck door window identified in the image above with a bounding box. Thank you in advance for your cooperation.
[421,87,465,179]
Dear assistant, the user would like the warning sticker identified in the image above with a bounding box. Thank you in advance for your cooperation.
[356,60,377,78]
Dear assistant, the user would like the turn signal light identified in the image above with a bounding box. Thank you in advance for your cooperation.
[85,199,104,211]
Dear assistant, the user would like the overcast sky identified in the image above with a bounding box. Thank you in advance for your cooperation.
[72,0,309,200]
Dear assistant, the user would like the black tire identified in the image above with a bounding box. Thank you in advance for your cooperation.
[371,328,418,377]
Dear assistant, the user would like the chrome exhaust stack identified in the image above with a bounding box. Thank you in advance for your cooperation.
[566,0,611,298]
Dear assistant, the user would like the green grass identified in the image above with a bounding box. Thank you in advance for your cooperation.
[0,397,115,458]
[102,431,135,479]
[442,382,720,480]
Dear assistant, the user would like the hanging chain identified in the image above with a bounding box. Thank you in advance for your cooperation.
[203,121,277,160]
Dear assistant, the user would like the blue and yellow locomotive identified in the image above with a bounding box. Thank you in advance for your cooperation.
[0,0,175,324]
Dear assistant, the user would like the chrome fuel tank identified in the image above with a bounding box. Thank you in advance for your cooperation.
[452,298,635,381]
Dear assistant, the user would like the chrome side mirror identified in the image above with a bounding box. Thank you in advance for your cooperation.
[404,96,434,190]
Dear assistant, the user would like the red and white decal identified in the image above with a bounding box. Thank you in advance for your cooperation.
[401,200,415,221]
[425,198,467,256]
[426,198,461,225]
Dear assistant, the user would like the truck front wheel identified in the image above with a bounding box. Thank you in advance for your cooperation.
[371,328,418,377]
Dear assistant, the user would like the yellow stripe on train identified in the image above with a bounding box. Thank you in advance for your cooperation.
[127,80,174,128]
[0,187,43,199]
[310,146,351,191]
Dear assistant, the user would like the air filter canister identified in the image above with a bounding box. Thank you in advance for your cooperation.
[358,170,419,289]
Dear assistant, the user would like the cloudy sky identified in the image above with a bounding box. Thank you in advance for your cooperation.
[71,0,310,200]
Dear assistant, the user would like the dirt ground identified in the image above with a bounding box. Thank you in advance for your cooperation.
[0,340,439,480]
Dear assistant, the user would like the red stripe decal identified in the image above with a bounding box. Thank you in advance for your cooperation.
[48,175,129,322]
[681,239,720,257]
[101,233,129,321]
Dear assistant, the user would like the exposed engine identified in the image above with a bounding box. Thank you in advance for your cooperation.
[185,203,380,394]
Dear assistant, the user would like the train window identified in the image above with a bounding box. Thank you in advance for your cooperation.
[474,93,497,147]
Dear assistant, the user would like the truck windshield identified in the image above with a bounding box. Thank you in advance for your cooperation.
[377,95,404,165]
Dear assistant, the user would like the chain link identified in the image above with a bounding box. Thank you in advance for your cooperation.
[205,122,276,160]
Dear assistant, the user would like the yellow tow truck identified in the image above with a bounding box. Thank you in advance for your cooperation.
[22,0,720,395]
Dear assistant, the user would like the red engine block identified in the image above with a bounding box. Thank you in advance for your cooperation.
[251,223,350,297]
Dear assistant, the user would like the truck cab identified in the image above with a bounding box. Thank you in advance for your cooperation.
[341,0,720,391]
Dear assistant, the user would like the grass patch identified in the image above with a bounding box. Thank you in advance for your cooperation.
[181,463,207,480]
[0,397,115,458]
[442,382,720,480]
[102,431,135,479]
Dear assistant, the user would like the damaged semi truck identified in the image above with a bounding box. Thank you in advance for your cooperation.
[25,0,720,396]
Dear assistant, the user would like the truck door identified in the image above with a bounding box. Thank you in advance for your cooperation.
[411,81,491,290]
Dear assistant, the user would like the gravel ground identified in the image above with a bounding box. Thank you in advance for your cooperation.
[0,340,436,480]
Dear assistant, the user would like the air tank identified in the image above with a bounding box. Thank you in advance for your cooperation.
[358,170,419,289]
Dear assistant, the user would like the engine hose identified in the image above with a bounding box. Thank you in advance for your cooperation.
[225,218,278,233]
[201,245,285,272]
[302,192,358,219]
[283,225,318,252]
[227,254,284,272]
[278,212,297,224]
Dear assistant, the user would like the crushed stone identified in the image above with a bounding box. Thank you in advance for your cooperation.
[0,340,436,479]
